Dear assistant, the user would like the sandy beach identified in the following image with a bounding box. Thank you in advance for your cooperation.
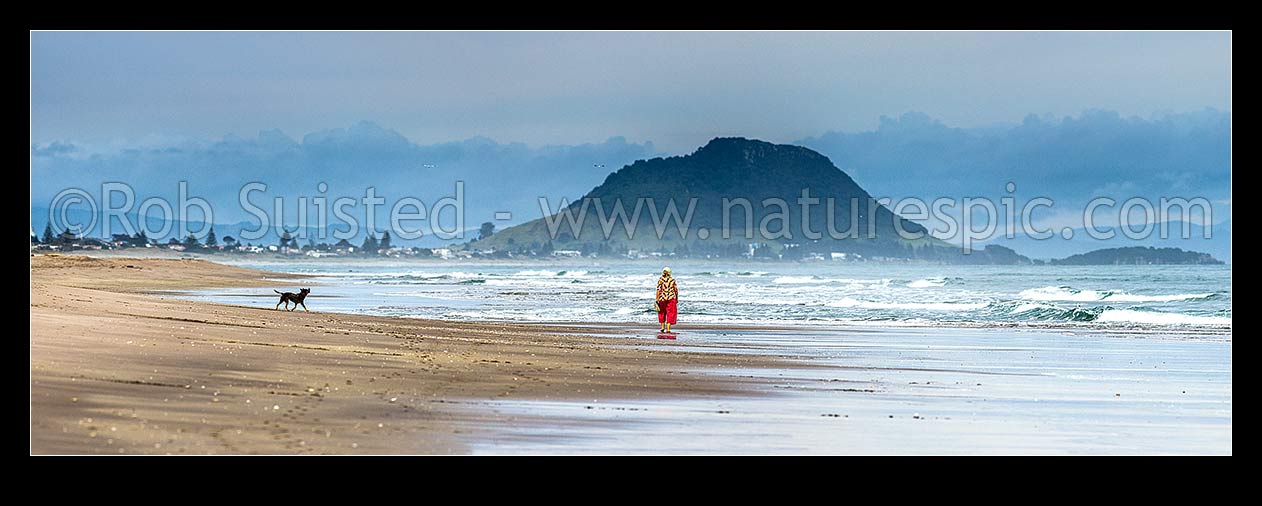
[30,255,795,454]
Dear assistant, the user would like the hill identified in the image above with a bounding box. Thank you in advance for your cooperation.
[471,137,1029,263]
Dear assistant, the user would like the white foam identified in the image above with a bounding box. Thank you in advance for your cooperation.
[773,276,890,286]
[773,276,828,284]
[908,277,947,288]
[1096,309,1231,326]
[512,270,589,278]
[615,291,657,299]
[372,270,479,280]
[459,271,497,278]
[827,297,989,311]
[1009,303,1053,314]
[1019,286,1213,303]
[1102,293,1214,302]
[836,278,892,286]
[1019,286,1106,301]
[514,270,559,277]
[745,298,815,306]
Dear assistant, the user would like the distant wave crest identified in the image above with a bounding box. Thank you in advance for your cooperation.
[1019,286,1213,303]
[827,297,989,311]
[1096,309,1231,326]
[908,277,948,288]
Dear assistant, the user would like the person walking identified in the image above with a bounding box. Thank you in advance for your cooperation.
[656,267,678,332]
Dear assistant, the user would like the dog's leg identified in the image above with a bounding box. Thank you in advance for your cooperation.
[301,301,309,312]
[276,299,283,310]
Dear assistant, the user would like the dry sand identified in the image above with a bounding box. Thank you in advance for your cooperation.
[30,254,792,454]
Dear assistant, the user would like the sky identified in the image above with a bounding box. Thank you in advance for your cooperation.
[30,31,1231,153]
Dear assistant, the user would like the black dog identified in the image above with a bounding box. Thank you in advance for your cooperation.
[274,288,311,311]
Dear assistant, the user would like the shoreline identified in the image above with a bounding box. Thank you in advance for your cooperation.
[30,255,803,454]
[45,247,1233,267]
[153,251,1231,336]
[455,319,1232,340]
[168,291,1235,341]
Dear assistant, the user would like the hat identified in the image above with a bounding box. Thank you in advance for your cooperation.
[662,267,671,274]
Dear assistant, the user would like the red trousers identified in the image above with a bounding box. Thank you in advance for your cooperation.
[657,299,677,325]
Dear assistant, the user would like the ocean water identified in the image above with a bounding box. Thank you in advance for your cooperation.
[194,260,1231,333]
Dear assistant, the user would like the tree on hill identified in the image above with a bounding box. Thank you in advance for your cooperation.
[206,227,218,248]
[479,222,495,240]
[1051,246,1222,265]
[42,222,54,244]
[380,231,392,250]
[361,233,379,253]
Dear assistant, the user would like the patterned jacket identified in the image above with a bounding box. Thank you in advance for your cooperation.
[656,275,678,302]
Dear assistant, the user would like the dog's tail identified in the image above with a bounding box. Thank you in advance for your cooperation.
[274,289,282,294]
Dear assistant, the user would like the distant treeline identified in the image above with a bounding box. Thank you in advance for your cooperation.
[1050,246,1223,265]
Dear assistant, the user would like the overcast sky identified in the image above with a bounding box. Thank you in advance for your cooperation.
[30,31,1231,153]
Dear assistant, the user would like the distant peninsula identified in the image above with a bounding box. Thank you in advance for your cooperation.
[1050,247,1224,265]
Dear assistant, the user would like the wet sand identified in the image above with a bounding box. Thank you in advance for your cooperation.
[474,326,1230,454]
[30,255,798,454]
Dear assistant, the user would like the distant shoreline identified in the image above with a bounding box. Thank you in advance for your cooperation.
[43,247,1230,266]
